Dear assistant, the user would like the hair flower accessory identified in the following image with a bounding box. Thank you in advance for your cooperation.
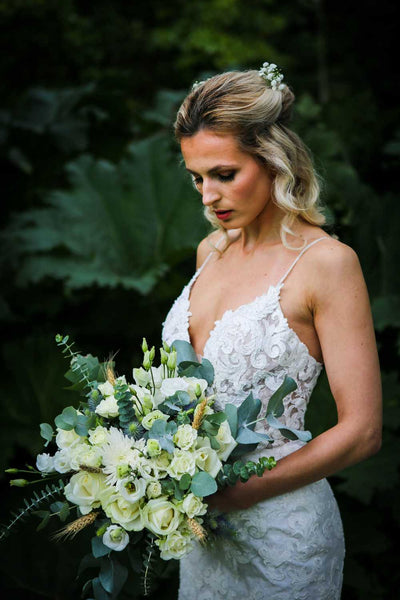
[259,62,286,91]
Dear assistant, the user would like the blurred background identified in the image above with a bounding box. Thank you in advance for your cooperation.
[0,1,399,598]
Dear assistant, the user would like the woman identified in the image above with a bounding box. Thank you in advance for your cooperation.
[162,64,382,600]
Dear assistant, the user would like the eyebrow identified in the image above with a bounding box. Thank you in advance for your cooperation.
[185,165,237,175]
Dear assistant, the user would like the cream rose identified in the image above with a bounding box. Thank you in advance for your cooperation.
[167,449,196,481]
[194,438,222,478]
[141,410,169,430]
[156,530,193,560]
[88,426,109,446]
[55,428,83,450]
[215,420,238,461]
[36,453,55,473]
[101,491,143,531]
[141,497,182,536]
[173,424,198,451]
[95,396,119,418]
[182,493,207,518]
[146,480,162,499]
[64,471,107,515]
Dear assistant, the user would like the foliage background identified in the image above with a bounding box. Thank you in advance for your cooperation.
[0,1,399,598]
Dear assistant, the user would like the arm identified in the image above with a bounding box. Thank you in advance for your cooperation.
[207,242,382,511]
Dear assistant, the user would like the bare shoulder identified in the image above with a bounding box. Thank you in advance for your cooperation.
[308,237,362,280]
[196,229,240,269]
[305,236,367,308]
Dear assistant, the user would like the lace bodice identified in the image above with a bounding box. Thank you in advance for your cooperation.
[162,236,326,459]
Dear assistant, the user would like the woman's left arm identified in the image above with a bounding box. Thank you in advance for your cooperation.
[207,242,382,512]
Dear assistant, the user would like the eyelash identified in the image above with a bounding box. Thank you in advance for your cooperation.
[192,172,235,187]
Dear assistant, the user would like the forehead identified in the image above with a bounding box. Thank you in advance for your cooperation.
[180,130,248,170]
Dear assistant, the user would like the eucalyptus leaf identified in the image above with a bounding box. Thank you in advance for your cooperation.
[236,427,272,445]
[92,577,111,600]
[266,414,312,442]
[99,556,128,596]
[237,393,262,430]
[266,376,297,418]
[91,536,110,558]
[39,422,53,444]
[172,339,198,364]
[224,404,238,438]
[190,471,218,497]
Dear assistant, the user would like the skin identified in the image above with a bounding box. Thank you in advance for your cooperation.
[180,129,382,512]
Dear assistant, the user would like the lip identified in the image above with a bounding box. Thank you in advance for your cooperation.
[215,210,233,221]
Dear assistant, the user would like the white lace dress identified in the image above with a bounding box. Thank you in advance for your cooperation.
[161,237,345,600]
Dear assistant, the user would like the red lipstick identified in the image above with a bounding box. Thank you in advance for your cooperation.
[215,210,233,220]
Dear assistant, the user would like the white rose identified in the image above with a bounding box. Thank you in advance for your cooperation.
[36,453,55,473]
[64,471,107,515]
[181,493,207,518]
[95,396,119,418]
[167,449,196,481]
[173,424,198,451]
[102,525,129,551]
[88,426,109,446]
[160,377,189,398]
[98,380,115,397]
[53,449,73,473]
[194,444,222,478]
[215,421,238,461]
[141,410,169,431]
[156,530,193,560]
[117,477,147,503]
[146,480,162,499]
[152,451,171,478]
[141,497,182,536]
[101,490,143,531]
[55,428,82,450]
[72,444,103,470]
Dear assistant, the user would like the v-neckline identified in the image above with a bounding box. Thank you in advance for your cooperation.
[184,270,322,367]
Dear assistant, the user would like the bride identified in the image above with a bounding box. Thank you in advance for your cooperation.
[162,64,382,599]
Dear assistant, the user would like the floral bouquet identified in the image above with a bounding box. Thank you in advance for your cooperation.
[2,335,309,599]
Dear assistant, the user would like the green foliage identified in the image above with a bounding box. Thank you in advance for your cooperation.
[2,135,207,294]
[0,480,65,541]
[190,471,218,497]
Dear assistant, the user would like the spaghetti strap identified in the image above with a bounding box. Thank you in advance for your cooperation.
[278,237,328,286]
[191,233,226,280]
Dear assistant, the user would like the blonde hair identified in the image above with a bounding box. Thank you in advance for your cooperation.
[174,70,326,248]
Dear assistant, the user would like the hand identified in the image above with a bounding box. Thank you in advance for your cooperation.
[206,476,262,513]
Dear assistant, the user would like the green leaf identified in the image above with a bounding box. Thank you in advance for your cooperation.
[266,414,312,442]
[54,406,78,431]
[224,404,238,438]
[92,577,111,600]
[36,512,50,531]
[59,502,70,522]
[39,422,53,444]
[190,471,218,497]
[237,393,262,429]
[178,359,214,385]
[236,427,272,444]
[91,536,110,559]
[204,412,226,426]
[266,377,297,418]
[4,135,207,293]
[179,473,192,490]
[172,339,198,364]
[99,556,128,596]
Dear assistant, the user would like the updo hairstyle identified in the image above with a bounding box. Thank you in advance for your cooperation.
[174,70,326,248]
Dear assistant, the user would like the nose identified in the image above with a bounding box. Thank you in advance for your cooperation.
[201,179,221,206]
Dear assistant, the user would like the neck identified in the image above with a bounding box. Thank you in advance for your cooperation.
[237,203,287,252]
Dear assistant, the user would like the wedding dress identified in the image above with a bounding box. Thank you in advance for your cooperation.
[162,236,345,600]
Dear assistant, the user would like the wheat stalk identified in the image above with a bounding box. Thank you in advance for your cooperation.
[187,518,207,544]
[192,398,208,430]
[52,510,99,541]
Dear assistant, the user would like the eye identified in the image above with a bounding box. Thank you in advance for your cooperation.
[191,175,203,191]
[217,172,235,182]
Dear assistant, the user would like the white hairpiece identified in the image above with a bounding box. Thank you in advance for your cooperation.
[258,62,286,91]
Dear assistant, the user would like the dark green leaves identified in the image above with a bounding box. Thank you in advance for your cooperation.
[173,339,215,385]
[39,422,53,445]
